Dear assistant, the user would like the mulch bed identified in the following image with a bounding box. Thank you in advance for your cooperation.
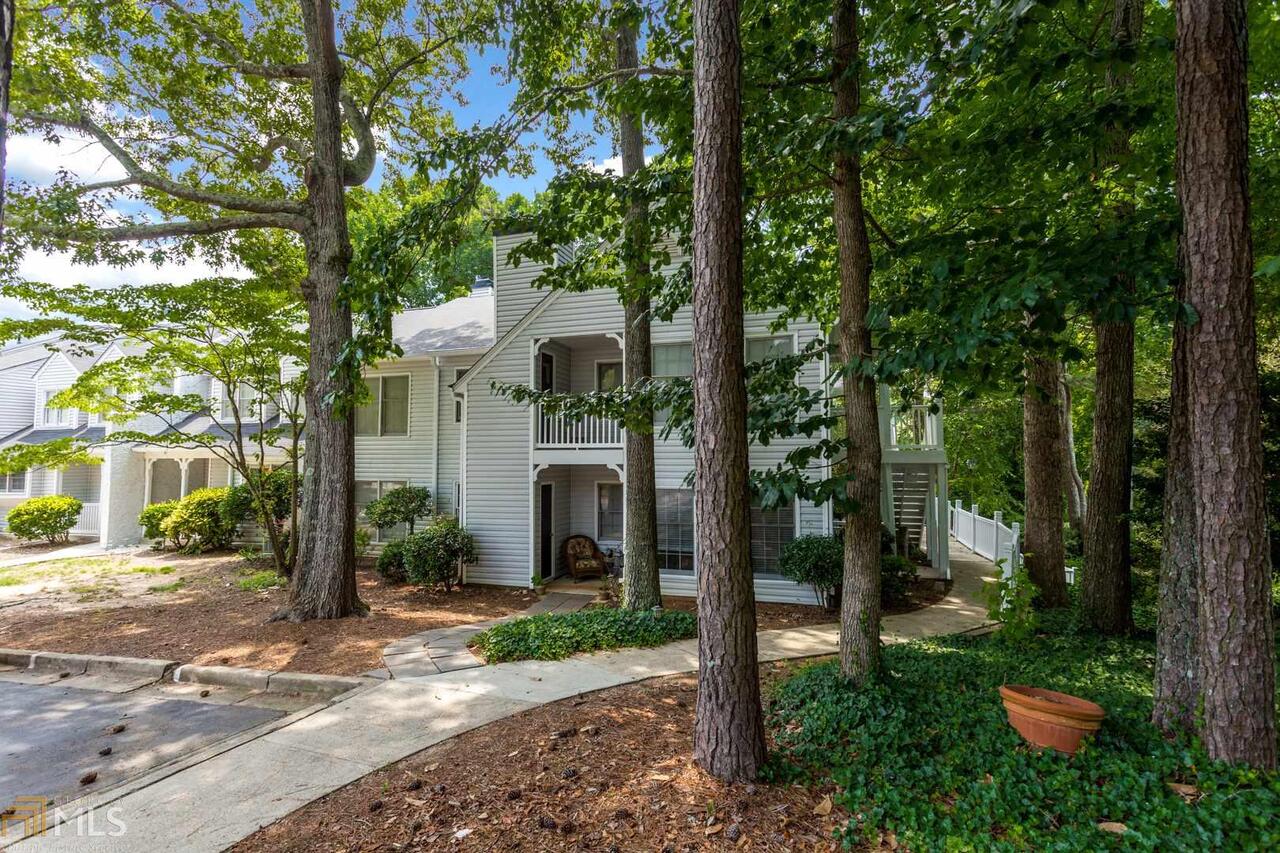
[0,561,536,675]
[233,663,847,853]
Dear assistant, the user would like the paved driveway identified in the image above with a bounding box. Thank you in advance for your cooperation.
[0,682,283,812]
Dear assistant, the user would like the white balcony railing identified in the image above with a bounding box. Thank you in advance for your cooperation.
[70,502,101,535]
[536,407,623,448]
[887,404,942,450]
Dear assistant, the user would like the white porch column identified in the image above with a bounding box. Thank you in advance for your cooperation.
[143,458,154,506]
[178,459,191,497]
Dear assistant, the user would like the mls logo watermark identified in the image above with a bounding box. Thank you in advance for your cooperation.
[1,797,127,839]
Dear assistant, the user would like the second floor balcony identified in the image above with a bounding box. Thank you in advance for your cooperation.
[536,407,622,449]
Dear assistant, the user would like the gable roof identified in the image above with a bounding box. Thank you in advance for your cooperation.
[451,287,565,391]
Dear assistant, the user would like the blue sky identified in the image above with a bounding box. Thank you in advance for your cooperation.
[0,46,616,322]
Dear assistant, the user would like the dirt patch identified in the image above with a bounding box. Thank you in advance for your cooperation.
[0,551,536,674]
[0,536,93,557]
[234,664,845,852]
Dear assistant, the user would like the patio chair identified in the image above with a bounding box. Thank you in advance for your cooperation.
[563,534,608,581]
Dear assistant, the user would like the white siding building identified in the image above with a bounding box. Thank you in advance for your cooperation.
[1,233,948,605]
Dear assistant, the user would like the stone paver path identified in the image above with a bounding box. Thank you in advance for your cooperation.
[371,591,593,679]
[6,541,996,853]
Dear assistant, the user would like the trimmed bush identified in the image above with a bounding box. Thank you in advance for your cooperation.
[220,469,297,529]
[364,485,432,535]
[402,516,476,588]
[880,554,917,607]
[765,615,1280,850]
[139,501,179,544]
[778,534,843,607]
[162,487,235,552]
[376,538,408,583]
[6,495,82,543]
[472,607,697,663]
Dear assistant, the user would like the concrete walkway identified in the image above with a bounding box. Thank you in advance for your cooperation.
[371,592,593,679]
[0,541,107,570]
[6,541,996,852]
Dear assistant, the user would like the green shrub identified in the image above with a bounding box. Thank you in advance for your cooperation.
[6,495,83,543]
[778,535,843,607]
[880,554,917,607]
[375,539,408,583]
[765,620,1280,851]
[472,607,697,663]
[364,485,432,535]
[402,516,476,588]
[983,563,1040,643]
[220,470,297,529]
[161,487,235,552]
[139,501,180,544]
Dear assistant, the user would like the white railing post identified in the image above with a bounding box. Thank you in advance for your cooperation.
[1010,521,1021,576]
[993,510,1003,566]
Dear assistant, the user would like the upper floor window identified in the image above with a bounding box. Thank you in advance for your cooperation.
[356,375,410,437]
[652,343,693,378]
[42,390,72,427]
[746,335,794,363]
[1,470,26,495]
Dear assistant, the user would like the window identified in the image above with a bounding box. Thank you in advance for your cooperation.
[596,361,623,391]
[355,375,410,437]
[42,390,71,426]
[746,335,794,363]
[596,482,624,542]
[750,499,796,575]
[1,470,26,495]
[652,343,693,378]
[656,488,694,573]
[454,369,467,423]
[356,480,408,541]
[538,353,555,392]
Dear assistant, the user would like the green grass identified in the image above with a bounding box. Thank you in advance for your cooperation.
[470,606,697,663]
[147,579,187,593]
[765,612,1279,851]
[129,565,175,575]
[0,576,21,587]
[236,570,284,592]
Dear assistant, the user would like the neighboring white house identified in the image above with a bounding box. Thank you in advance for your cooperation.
[0,233,949,604]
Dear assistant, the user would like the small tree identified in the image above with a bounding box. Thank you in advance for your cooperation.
[162,487,236,552]
[363,486,432,536]
[6,495,83,543]
[778,535,844,609]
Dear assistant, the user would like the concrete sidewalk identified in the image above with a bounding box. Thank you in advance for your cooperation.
[5,542,995,852]
[0,542,108,570]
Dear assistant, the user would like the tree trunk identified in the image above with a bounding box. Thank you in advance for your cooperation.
[1082,0,1142,637]
[616,13,661,612]
[832,0,881,685]
[1059,365,1087,541]
[690,0,766,783]
[280,0,362,621]
[0,0,14,234]
[1176,0,1276,769]
[1153,256,1198,735]
[1023,352,1070,608]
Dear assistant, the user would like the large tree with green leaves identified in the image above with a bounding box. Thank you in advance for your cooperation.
[5,0,487,619]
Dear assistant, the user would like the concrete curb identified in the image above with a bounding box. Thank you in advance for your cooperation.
[0,648,38,668]
[173,664,273,691]
[0,648,180,679]
[266,671,367,696]
[171,664,367,697]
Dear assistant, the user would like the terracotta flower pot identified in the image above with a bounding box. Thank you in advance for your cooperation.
[998,684,1105,755]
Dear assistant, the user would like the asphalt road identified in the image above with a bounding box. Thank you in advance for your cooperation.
[0,682,283,812]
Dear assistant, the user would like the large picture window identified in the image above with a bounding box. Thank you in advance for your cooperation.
[597,482,624,542]
[746,335,794,363]
[652,343,693,378]
[750,499,796,575]
[356,375,410,437]
[596,361,623,391]
[656,488,694,573]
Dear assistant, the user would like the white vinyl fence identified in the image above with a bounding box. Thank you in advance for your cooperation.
[950,500,1022,580]
[949,500,1076,584]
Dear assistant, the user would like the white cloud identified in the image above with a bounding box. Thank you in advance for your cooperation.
[6,132,128,186]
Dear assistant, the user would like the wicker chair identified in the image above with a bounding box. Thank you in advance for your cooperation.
[563,534,608,581]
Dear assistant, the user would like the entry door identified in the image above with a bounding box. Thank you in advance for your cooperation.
[538,352,555,392]
[539,483,555,581]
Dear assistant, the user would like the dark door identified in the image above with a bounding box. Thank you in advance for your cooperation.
[539,352,555,392]
[539,483,555,580]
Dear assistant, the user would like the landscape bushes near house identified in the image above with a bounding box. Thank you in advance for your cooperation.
[777,531,919,611]
[4,494,84,543]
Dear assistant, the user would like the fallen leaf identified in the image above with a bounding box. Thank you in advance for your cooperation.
[813,795,833,816]
[423,763,440,773]
[1167,782,1198,799]
[404,797,427,807]
[454,828,473,840]
[704,824,723,836]
[1098,822,1128,834]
